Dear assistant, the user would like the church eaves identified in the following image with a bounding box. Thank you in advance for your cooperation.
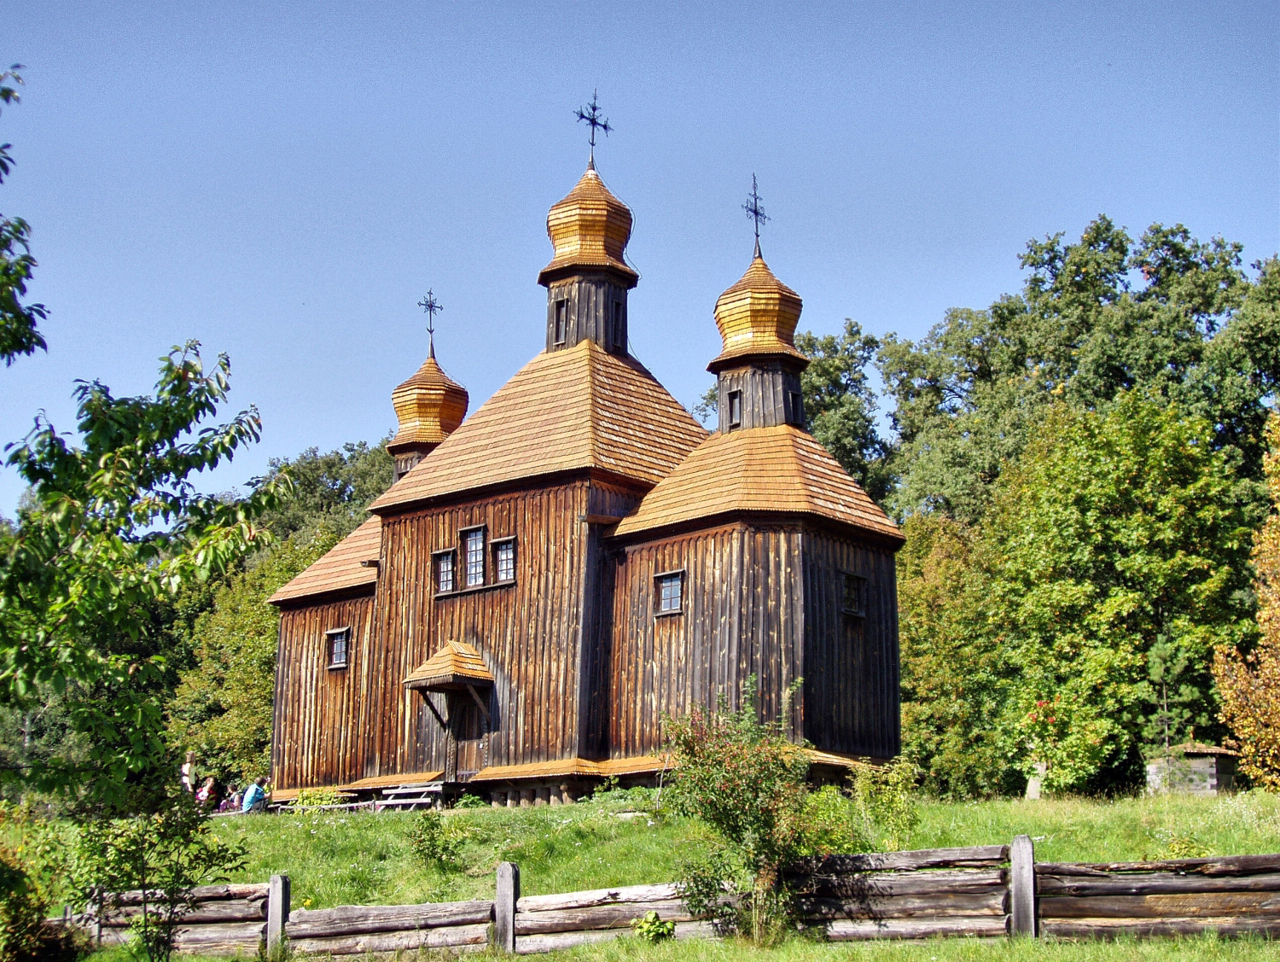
[268,516,382,605]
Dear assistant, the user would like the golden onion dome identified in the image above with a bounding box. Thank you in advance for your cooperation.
[537,162,638,288]
[387,352,469,456]
[708,252,806,372]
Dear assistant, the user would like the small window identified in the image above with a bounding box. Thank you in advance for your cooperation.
[842,573,867,618]
[326,627,350,669]
[493,538,516,583]
[554,300,568,344]
[463,528,485,587]
[789,391,803,424]
[655,571,684,616]
[434,551,456,594]
[727,391,743,430]
[613,301,625,349]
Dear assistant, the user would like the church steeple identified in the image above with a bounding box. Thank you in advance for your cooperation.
[537,94,636,355]
[708,179,808,434]
[387,294,469,480]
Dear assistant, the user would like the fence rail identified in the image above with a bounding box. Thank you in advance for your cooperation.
[67,839,1280,955]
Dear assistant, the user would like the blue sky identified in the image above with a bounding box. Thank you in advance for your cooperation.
[1,1,1276,514]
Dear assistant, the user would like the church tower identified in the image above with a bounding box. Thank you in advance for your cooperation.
[385,337,469,481]
[709,249,809,433]
[537,161,637,355]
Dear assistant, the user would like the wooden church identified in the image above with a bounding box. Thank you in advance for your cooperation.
[268,156,905,805]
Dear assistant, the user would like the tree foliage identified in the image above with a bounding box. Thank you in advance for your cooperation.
[880,218,1271,522]
[255,442,392,542]
[1216,414,1280,788]
[0,344,283,812]
[0,66,46,367]
[900,393,1256,795]
[166,528,341,784]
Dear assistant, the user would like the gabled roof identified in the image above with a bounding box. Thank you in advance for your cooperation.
[404,640,496,691]
[267,517,381,605]
[370,340,708,512]
[612,424,904,543]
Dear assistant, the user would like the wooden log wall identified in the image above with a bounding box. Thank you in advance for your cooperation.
[1036,854,1280,938]
[801,528,901,759]
[608,521,806,758]
[544,273,630,354]
[371,479,596,780]
[272,593,377,790]
[88,882,272,956]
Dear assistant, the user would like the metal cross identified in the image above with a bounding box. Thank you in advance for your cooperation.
[418,290,442,357]
[575,89,612,164]
[743,174,769,256]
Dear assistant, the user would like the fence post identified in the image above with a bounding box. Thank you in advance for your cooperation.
[267,873,291,952]
[495,861,520,952]
[1009,834,1036,937]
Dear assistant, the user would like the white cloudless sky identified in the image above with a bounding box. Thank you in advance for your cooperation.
[1,1,1276,514]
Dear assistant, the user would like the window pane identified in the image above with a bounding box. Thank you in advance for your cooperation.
[437,553,454,593]
[465,531,485,587]
[496,541,515,582]
[842,574,866,615]
[657,573,682,613]
[329,629,349,667]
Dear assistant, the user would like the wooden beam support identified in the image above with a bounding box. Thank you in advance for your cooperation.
[466,684,491,723]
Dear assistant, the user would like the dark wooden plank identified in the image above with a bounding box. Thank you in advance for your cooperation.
[797,890,1007,920]
[825,915,1008,940]
[1040,892,1280,919]
[1036,854,1280,877]
[1041,916,1280,939]
[1037,872,1280,898]
[792,846,1010,875]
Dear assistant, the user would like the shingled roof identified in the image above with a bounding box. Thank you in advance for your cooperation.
[403,640,495,692]
[370,340,707,511]
[612,425,904,542]
[268,517,381,605]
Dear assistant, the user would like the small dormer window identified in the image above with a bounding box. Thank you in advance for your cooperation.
[727,391,743,430]
[789,391,803,425]
[326,627,350,669]
[554,300,568,344]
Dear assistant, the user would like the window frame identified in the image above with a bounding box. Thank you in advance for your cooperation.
[654,569,685,618]
[554,299,569,344]
[492,536,517,584]
[841,571,868,618]
[433,548,457,595]
[727,390,743,430]
[326,626,351,670]
[460,525,487,588]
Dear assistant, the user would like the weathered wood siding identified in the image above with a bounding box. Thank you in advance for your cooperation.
[607,520,899,761]
[272,592,377,789]
[364,477,643,782]
[607,522,806,758]
[802,529,900,758]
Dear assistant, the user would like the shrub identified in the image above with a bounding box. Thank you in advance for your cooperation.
[454,793,488,809]
[407,810,460,867]
[665,684,810,945]
[72,791,245,962]
[629,910,675,943]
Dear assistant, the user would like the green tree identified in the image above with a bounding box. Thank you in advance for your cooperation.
[0,344,284,813]
[982,393,1255,792]
[880,218,1270,521]
[896,514,1016,798]
[256,441,393,542]
[0,66,46,367]
[166,528,340,784]
[795,319,891,502]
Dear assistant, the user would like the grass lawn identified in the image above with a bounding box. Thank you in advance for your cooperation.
[88,932,1280,961]
[205,788,1280,911]
[16,789,1280,958]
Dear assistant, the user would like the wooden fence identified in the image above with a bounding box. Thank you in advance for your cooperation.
[75,840,1280,955]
